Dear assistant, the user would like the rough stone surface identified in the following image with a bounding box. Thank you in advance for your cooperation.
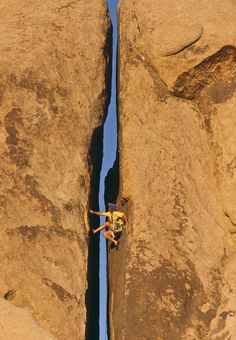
[0,298,56,340]
[0,1,110,339]
[109,1,236,339]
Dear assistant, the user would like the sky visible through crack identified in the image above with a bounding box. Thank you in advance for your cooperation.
[99,1,119,339]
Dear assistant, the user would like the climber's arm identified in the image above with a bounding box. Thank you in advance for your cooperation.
[90,210,106,216]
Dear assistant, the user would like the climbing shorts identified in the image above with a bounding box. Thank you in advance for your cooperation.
[108,229,116,238]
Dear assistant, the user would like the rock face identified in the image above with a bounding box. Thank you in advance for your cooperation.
[0,1,110,339]
[0,298,56,340]
[109,1,236,339]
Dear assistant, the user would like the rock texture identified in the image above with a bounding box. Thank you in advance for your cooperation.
[109,1,236,339]
[0,298,56,340]
[0,1,110,339]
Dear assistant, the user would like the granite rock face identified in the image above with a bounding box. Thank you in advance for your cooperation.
[0,1,110,339]
[0,298,56,340]
[109,1,236,339]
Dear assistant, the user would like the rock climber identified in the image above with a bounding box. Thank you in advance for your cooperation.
[90,203,128,248]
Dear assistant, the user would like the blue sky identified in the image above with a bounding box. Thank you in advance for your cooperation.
[103,0,119,166]
[99,1,119,339]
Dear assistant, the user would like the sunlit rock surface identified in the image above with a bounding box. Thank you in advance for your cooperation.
[109,0,236,339]
[0,298,56,340]
[0,0,110,338]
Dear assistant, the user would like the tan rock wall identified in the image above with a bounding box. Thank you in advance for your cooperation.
[109,1,236,339]
[0,298,56,340]
[0,1,110,339]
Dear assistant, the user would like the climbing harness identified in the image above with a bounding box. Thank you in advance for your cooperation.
[113,221,125,234]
